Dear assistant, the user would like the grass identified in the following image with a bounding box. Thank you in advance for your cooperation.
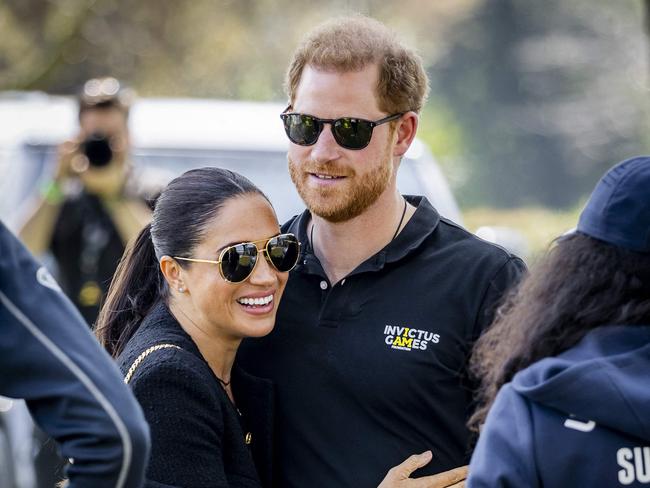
[462,206,583,262]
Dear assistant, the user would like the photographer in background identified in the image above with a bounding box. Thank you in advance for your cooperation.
[19,77,151,327]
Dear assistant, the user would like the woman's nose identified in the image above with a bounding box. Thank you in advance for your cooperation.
[249,252,278,285]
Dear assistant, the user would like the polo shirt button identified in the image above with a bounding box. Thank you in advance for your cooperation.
[320,280,328,290]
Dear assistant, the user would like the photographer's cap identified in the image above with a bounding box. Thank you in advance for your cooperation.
[577,156,650,253]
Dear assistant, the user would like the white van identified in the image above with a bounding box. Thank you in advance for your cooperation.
[0,92,462,229]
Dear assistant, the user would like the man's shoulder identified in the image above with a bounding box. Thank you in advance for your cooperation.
[433,215,522,264]
[417,216,527,299]
[281,213,304,235]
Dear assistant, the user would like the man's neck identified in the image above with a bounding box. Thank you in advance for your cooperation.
[310,190,415,284]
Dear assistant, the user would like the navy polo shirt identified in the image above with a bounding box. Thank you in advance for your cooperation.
[238,196,526,488]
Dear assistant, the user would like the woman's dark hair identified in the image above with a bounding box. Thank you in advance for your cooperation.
[468,232,650,432]
[95,167,268,357]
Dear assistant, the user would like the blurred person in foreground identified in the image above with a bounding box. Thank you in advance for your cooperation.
[0,219,150,487]
[96,167,302,487]
[238,15,525,488]
[467,156,650,487]
[19,77,151,326]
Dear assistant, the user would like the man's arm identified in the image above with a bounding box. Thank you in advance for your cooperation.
[17,193,64,255]
[472,255,527,340]
[18,140,77,255]
[102,198,151,246]
[0,221,150,488]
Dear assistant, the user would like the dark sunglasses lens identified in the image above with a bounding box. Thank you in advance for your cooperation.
[283,114,320,145]
[221,244,258,282]
[333,118,373,149]
[266,234,300,272]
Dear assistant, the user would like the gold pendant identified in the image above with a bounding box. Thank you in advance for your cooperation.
[78,281,102,306]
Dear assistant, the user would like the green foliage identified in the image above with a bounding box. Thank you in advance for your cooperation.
[0,0,478,99]
[418,102,468,191]
[432,0,648,209]
[0,0,647,211]
[463,205,583,261]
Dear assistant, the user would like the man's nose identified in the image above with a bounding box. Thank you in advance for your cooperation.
[309,123,341,165]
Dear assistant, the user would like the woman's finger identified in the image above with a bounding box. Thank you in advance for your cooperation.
[417,465,468,488]
[378,451,433,487]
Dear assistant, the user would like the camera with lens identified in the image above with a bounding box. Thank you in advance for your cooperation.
[80,132,113,167]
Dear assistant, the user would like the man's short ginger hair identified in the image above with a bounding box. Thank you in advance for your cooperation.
[285,15,429,115]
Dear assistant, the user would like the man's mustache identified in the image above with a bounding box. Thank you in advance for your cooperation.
[289,158,355,177]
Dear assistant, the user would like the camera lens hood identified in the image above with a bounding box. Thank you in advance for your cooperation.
[81,132,113,167]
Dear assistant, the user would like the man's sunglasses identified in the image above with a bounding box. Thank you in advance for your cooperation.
[280,111,404,150]
[174,233,301,283]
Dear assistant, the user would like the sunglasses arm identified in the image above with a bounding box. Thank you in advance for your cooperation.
[173,257,222,265]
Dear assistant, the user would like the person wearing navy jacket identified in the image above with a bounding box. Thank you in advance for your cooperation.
[467,156,650,487]
[0,219,150,488]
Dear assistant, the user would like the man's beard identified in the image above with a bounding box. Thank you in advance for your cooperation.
[288,150,393,223]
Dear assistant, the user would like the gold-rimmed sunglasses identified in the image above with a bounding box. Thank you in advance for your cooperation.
[174,233,301,283]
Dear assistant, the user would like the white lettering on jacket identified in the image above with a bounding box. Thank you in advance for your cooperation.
[563,418,596,432]
[617,447,650,485]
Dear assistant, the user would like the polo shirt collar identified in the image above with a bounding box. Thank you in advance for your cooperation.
[386,195,440,262]
[287,195,440,276]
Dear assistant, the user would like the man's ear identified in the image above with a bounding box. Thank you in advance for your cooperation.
[160,256,185,293]
[392,111,419,158]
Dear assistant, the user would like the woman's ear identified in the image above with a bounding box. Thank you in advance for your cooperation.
[160,256,186,293]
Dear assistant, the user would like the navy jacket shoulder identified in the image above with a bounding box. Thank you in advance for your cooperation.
[468,325,650,487]
[119,302,274,488]
[0,220,149,488]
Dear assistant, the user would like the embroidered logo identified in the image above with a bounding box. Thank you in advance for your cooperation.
[384,325,440,351]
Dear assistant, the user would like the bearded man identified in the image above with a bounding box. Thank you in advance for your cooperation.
[238,15,525,488]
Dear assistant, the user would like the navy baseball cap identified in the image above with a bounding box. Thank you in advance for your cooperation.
[577,156,650,253]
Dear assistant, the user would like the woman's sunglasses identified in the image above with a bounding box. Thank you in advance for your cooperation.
[174,233,301,283]
[280,111,404,150]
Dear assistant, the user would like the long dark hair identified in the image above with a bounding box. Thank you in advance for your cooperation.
[95,167,267,357]
[468,232,650,432]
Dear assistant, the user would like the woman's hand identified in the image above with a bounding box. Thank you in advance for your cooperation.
[378,451,467,488]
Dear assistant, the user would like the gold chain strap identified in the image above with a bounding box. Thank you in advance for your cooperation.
[124,344,181,384]
[124,343,254,446]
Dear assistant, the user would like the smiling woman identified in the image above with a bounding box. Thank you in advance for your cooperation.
[95,167,298,488]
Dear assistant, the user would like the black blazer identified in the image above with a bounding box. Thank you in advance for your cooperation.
[117,302,274,488]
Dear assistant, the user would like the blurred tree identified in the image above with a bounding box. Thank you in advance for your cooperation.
[432,0,648,208]
[0,0,647,208]
[645,0,650,70]
[0,0,475,99]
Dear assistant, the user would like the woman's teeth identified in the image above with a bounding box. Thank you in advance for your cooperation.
[237,295,273,306]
